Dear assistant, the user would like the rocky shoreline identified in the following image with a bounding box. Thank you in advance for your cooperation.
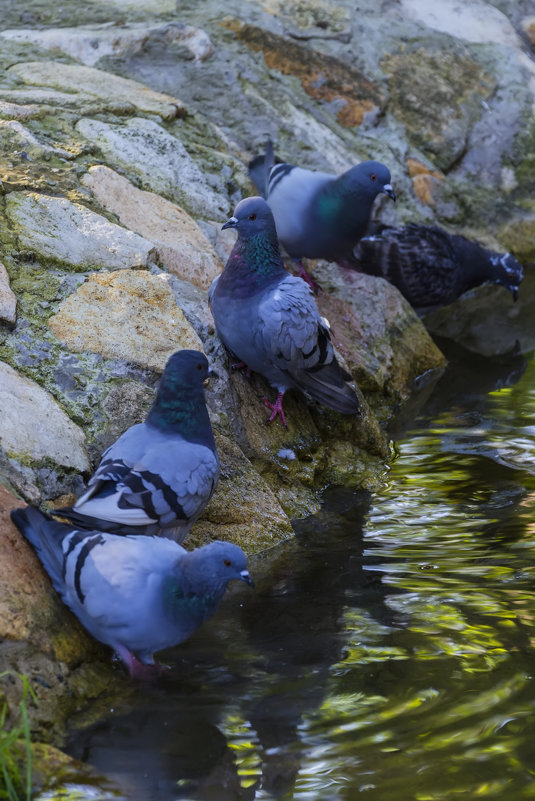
[0,0,533,787]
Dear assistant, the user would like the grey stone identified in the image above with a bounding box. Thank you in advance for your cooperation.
[5,192,156,271]
[0,360,89,471]
[75,117,227,219]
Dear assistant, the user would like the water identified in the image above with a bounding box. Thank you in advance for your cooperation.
[65,340,535,801]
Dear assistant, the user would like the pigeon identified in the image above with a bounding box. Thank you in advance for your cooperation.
[351,223,524,308]
[249,141,395,286]
[11,506,253,679]
[59,350,219,542]
[209,196,360,427]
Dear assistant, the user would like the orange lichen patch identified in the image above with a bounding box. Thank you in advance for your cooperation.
[407,158,444,206]
[225,19,385,127]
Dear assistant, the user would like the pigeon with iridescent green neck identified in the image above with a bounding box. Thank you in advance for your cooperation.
[11,506,253,680]
[249,142,395,286]
[59,350,219,542]
[209,196,360,427]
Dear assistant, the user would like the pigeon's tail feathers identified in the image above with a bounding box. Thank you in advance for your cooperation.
[292,361,360,415]
[264,138,275,177]
[56,505,160,537]
[10,507,68,592]
[248,154,268,197]
[248,139,276,198]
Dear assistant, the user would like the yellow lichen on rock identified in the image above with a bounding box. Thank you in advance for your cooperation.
[49,270,203,372]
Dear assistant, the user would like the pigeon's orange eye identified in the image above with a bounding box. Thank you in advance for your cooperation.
[249,213,257,220]
[370,173,377,181]
[224,559,232,567]
[197,363,204,370]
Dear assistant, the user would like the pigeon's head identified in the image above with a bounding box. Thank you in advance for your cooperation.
[161,349,211,390]
[186,541,254,591]
[344,160,395,202]
[490,252,524,301]
[222,196,277,240]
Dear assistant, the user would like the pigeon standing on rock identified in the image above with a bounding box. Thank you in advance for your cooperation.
[59,350,219,542]
[351,223,524,308]
[11,506,253,680]
[249,142,395,285]
[209,196,360,427]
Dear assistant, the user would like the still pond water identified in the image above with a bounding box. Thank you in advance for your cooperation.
[65,339,535,801]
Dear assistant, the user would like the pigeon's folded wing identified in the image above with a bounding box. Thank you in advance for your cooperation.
[255,275,333,375]
[64,533,181,625]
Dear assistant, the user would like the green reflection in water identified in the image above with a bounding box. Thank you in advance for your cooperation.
[282,349,535,801]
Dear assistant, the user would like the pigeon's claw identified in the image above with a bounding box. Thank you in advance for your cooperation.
[263,392,288,428]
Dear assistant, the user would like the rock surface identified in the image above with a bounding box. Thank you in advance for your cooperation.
[5,192,156,271]
[7,61,184,118]
[0,22,214,67]
[0,360,89,470]
[81,166,222,289]
[48,270,204,371]
[313,262,447,406]
[0,261,17,326]
[75,116,227,219]
[0,482,127,744]
[0,0,533,735]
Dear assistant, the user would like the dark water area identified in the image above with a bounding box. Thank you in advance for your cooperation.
[65,339,535,801]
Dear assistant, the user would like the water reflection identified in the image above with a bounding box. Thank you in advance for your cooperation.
[66,345,535,801]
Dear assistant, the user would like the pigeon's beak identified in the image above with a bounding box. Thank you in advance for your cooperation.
[204,367,218,385]
[222,216,238,230]
[239,569,254,588]
[383,184,396,201]
[510,286,519,302]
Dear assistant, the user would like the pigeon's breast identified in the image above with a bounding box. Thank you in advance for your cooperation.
[211,286,291,391]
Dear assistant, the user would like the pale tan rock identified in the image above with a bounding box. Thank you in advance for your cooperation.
[82,166,222,290]
[49,270,203,372]
[75,117,227,219]
[0,22,214,67]
[0,361,89,471]
[200,220,237,264]
[0,262,17,326]
[7,61,183,120]
[5,192,156,271]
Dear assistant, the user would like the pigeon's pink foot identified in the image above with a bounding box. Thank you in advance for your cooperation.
[294,259,320,293]
[115,645,170,681]
[231,361,252,379]
[263,392,287,428]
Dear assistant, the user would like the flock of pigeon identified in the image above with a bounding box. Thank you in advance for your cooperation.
[10,143,525,679]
